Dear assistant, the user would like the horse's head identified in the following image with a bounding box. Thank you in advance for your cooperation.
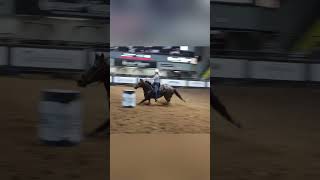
[134,78,145,89]
[78,53,108,87]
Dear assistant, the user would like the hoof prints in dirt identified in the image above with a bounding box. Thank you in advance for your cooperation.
[111,86,210,134]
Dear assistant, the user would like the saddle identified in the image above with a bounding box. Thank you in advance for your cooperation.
[150,84,161,98]
[152,84,160,91]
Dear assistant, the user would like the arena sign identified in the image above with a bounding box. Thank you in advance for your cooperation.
[11,47,86,70]
[114,59,157,68]
[158,62,194,71]
[188,81,206,88]
[120,53,152,61]
[161,79,187,87]
[16,0,108,19]
[113,76,137,84]
[167,57,197,64]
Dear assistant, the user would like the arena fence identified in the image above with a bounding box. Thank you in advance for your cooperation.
[0,46,210,88]
[110,76,210,88]
[212,57,320,83]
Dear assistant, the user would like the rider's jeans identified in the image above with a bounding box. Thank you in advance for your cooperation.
[153,82,160,98]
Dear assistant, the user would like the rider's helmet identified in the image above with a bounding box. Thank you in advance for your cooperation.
[154,69,159,74]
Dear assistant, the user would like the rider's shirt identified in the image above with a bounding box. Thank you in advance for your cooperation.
[153,74,160,83]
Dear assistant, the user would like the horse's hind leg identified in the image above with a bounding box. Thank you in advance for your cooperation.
[164,95,172,104]
[87,119,109,137]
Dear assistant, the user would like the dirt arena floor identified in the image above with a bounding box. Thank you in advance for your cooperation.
[5,74,320,179]
[0,75,108,180]
[0,75,210,180]
[213,83,320,180]
[110,85,210,134]
[111,134,210,180]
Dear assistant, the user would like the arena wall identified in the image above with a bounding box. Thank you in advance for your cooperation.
[212,58,320,82]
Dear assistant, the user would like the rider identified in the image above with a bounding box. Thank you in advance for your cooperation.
[153,69,161,102]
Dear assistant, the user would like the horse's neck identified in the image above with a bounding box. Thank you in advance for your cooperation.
[102,65,110,98]
[101,65,109,84]
[142,83,152,93]
[103,81,108,92]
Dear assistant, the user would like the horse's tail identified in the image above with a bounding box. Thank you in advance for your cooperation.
[211,93,241,128]
[174,89,186,102]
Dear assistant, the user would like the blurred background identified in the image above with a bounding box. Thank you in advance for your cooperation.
[0,0,109,74]
[211,0,320,179]
[110,0,210,46]
[212,0,319,62]
[0,0,109,179]
[6,0,320,179]
[110,46,210,81]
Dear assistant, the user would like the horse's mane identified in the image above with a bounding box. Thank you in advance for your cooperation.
[140,79,153,90]
[145,80,152,86]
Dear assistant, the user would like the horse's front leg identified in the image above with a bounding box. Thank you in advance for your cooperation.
[138,98,148,105]
[86,118,110,137]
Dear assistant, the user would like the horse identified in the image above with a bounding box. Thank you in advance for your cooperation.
[77,53,110,137]
[211,91,242,128]
[134,78,186,105]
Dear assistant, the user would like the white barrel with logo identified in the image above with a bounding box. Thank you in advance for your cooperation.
[39,89,82,146]
[122,90,136,108]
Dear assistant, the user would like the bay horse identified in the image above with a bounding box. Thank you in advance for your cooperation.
[134,79,186,105]
[77,53,110,137]
[211,91,241,128]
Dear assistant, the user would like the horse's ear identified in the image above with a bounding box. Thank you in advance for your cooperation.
[93,54,99,66]
[99,53,105,64]
[140,79,143,82]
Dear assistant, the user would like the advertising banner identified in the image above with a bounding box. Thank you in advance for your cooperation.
[158,62,194,71]
[11,47,86,70]
[188,81,206,87]
[114,58,157,68]
[113,76,137,84]
[161,79,187,87]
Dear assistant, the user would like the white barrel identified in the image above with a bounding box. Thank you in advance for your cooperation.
[122,90,136,108]
[39,89,82,146]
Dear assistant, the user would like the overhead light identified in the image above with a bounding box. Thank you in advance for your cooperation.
[180,46,189,51]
